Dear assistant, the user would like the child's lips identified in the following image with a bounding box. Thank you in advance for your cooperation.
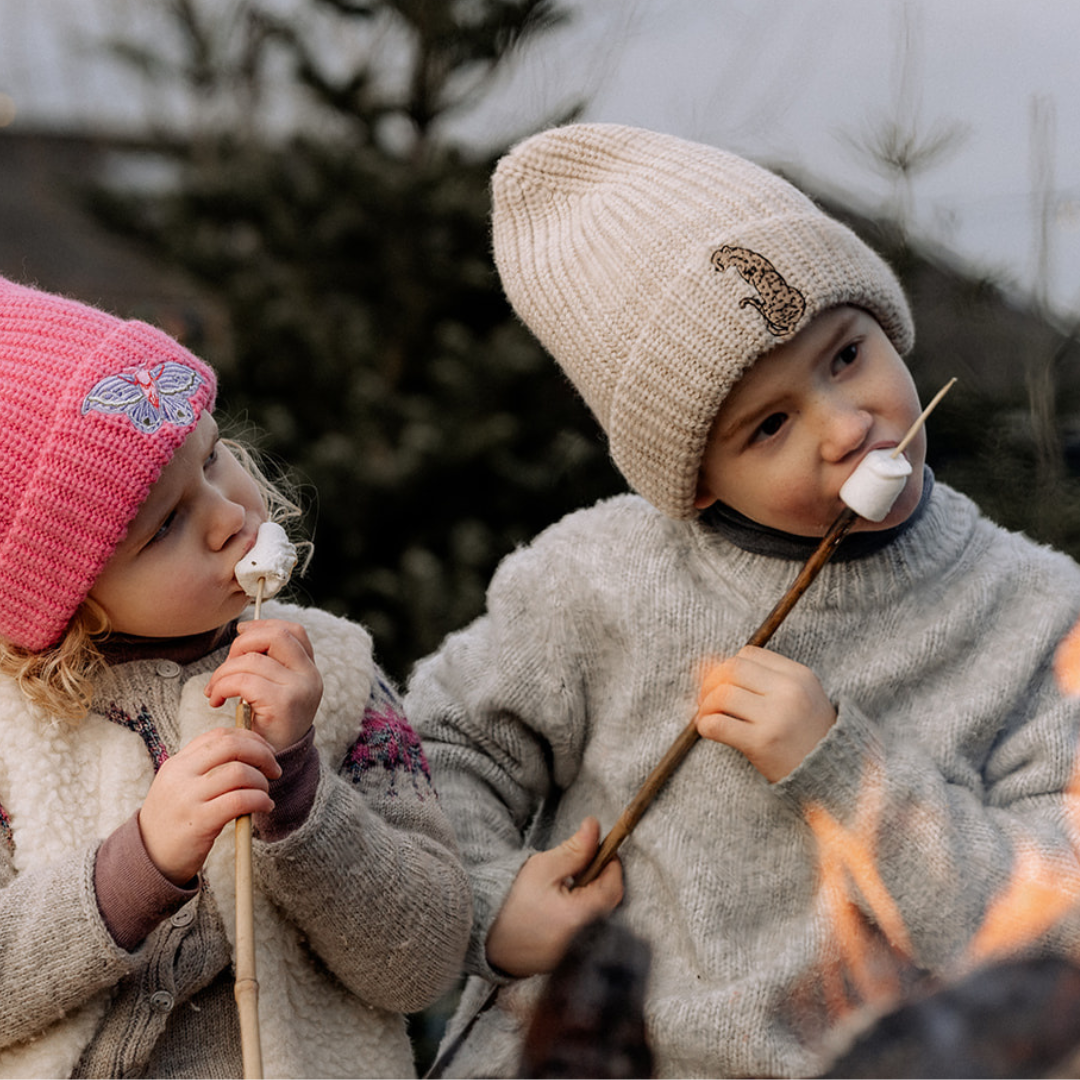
[235,526,262,561]
[865,438,902,458]
[227,533,261,593]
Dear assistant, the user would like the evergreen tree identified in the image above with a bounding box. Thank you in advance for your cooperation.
[89,0,625,681]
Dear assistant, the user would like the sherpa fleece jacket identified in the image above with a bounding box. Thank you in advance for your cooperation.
[407,485,1080,1078]
[0,601,471,1079]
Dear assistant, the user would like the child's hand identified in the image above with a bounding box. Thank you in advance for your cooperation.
[694,645,836,782]
[139,727,282,885]
[204,619,323,752]
[486,816,624,978]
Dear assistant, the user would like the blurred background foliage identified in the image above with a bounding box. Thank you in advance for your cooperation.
[86,0,629,682]
[78,0,1080,685]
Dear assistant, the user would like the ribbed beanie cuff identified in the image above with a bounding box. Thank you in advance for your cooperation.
[0,278,217,651]
[491,123,914,519]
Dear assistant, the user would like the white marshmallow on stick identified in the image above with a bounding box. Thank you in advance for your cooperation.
[839,377,957,523]
[839,450,912,522]
[235,521,298,601]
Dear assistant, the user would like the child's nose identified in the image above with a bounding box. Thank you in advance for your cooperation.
[819,403,873,463]
[207,494,247,551]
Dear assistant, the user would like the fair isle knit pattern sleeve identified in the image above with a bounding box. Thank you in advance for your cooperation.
[342,670,433,796]
[0,801,11,859]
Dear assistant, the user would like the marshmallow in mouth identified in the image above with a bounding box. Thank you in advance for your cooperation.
[839,449,912,522]
[235,521,298,598]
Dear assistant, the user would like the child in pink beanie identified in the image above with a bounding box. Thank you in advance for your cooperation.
[0,275,470,1078]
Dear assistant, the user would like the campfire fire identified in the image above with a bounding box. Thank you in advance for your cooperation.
[821,955,1080,1079]
[513,618,1080,1079]
[803,620,1080,1076]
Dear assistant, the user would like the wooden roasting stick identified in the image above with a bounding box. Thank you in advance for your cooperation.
[230,520,297,1079]
[234,576,265,1080]
[574,378,957,888]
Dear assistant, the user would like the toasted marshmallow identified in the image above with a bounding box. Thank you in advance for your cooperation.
[235,521,297,599]
[839,449,912,522]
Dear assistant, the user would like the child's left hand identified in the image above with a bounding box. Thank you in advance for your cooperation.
[205,618,323,752]
[694,645,836,782]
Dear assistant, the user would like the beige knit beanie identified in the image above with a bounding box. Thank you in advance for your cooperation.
[491,123,915,520]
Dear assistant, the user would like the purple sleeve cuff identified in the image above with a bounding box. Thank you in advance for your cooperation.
[95,813,199,952]
[253,726,320,842]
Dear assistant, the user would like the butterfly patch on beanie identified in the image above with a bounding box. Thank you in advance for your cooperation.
[81,362,205,434]
[711,245,806,337]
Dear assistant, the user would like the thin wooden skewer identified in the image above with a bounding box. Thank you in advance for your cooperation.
[235,576,265,1080]
[892,378,956,458]
[574,379,956,888]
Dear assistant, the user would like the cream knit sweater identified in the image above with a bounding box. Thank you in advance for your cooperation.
[408,485,1080,1078]
[0,602,470,1079]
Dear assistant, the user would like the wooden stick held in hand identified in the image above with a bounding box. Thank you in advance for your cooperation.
[573,508,857,888]
[234,577,264,1080]
[574,380,956,888]
[230,520,297,1078]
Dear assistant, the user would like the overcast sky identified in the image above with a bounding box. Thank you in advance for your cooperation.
[465,0,1080,322]
[3,0,1080,319]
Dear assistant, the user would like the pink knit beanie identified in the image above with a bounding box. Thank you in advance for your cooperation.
[0,277,217,651]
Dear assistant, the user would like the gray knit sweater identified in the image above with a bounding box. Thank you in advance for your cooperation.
[407,485,1080,1078]
[0,601,471,1079]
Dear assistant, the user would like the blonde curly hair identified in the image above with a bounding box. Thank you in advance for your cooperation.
[0,433,310,723]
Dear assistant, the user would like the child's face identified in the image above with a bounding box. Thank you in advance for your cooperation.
[89,413,267,638]
[695,306,924,535]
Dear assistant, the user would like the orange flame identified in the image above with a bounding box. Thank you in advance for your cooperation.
[967,845,1080,964]
[1055,617,1080,697]
[804,765,917,1019]
[967,741,1080,964]
[805,745,1080,1020]
[804,771,912,956]
[702,628,1080,1023]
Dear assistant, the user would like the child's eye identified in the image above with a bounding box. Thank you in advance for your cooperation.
[833,342,859,372]
[204,443,220,469]
[752,412,787,442]
[149,511,176,545]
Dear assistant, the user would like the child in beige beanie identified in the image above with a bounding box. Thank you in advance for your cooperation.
[408,124,1080,1077]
